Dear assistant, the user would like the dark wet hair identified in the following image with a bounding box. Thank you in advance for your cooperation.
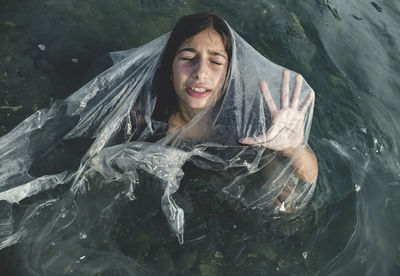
[152,12,232,122]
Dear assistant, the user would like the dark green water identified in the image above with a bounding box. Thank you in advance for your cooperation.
[1,0,399,275]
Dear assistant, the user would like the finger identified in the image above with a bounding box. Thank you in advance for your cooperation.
[290,74,303,108]
[259,80,277,115]
[281,69,290,109]
[239,135,267,146]
[299,90,315,114]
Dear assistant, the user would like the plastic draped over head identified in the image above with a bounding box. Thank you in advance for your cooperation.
[0,17,315,274]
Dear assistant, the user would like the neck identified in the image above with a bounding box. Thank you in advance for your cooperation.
[177,101,202,124]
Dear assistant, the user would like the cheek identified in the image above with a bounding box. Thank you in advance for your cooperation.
[213,66,228,85]
[172,63,190,85]
[171,64,181,91]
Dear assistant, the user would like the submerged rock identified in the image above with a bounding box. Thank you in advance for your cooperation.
[35,59,54,73]
[248,240,277,261]
[174,251,198,273]
[3,76,25,90]
[153,251,174,275]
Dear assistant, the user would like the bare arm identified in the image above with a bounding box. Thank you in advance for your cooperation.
[283,145,318,183]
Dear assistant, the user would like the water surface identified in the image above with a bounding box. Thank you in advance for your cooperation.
[1,0,399,275]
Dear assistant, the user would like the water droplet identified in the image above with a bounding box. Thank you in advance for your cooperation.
[355,184,361,192]
[79,233,87,239]
[302,251,308,259]
[71,58,79,63]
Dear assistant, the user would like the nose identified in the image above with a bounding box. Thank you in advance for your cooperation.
[191,58,208,81]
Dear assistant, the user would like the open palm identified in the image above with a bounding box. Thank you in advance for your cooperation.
[239,70,314,153]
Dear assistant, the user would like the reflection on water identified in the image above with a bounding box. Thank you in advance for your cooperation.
[1,0,399,275]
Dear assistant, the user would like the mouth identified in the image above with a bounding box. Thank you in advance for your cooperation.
[186,87,212,98]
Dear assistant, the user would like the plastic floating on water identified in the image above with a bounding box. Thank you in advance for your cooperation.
[279,201,287,212]
[71,58,79,63]
[355,184,361,192]
[302,251,308,259]
[37,44,46,51]
[360,127,367,133]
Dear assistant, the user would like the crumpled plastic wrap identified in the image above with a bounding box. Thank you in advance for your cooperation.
[0,24,315,274]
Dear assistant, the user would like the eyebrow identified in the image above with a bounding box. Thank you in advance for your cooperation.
[177,48,227,60]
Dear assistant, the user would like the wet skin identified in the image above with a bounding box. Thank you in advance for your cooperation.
[171,29,228,124]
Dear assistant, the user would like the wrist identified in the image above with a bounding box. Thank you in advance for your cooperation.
[282,144,306,157]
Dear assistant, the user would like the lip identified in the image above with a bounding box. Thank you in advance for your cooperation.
[188,83,209,89]
[185,84,212,98]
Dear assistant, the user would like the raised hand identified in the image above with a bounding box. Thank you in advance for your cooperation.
[239,70,314,154]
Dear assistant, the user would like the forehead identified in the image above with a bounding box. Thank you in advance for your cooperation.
[178,29,227,54]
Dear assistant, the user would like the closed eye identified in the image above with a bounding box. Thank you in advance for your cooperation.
[211,60,222,65]
[181,57,194,60]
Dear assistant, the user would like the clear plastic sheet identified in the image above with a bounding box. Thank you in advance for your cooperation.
[0,24,315,274]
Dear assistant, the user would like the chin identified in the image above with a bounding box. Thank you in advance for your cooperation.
[186,99,212,110]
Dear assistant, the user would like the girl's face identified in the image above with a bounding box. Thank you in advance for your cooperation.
[172,29,228,115]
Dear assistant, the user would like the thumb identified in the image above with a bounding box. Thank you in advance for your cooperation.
[238,135,266,145]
